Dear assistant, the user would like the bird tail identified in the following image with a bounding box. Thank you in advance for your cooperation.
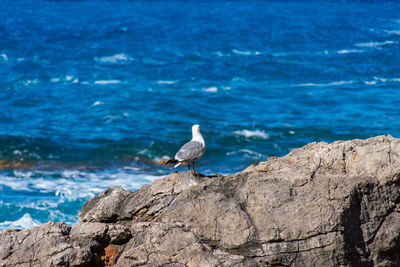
[158,159,181,169]
[158,159,186,169]
[174,162,182,168]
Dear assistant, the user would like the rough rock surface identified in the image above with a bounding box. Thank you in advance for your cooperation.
[1,135,400,266]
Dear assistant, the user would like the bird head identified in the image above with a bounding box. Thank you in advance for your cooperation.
[192,124,201,133]
[191,124,205,144]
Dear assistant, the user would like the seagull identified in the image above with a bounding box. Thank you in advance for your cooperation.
[170,124,206,176]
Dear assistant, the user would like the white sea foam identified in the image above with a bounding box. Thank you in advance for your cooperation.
[226,149,264,158]
[51,77,60,83]
[13,150,24,155]
[234,130,270,139]
[203,86,218,93]
[355,40,397,47]
[0,213,41,230]
[384,30,400,35]
[95,53,133,64]
[22,79,38,86]
[232,77,245,82]
[364,80,377,85]
[157,80,177,85]
[273,143,282,152]
[296,80,354,87]
[0,53,8,62]
[153,155,171,162]
[0,169,164,230]
[103,115,119,123]
[2,169,163,202]
[363,77,400,85]
[232,49,260,56]
[91,101,104,107]
[0,175,32,191]
[123,166,142,171]
[13,200,58,211]
[94,80,121,85]
[374,77,387,82]
[337,49,364,54]
[272,52,287,57]
[214,51,225,57]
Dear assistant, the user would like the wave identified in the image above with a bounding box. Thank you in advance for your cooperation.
[232,77,246,82]
[0,213,40,230]
[0,169,162,202]
[94,80,121,85]
[337,49,363,54]
[364,77,400,85]
[153,155,171,162]
[157,80,177,85]
[226,149,264,159]
[0,53,8,62]
[22,76,80,85]
[203,86,218,93]
[355,40,397,48]
[296,80,354,87]
[213,51,226,57]
[234,130,270,139]
[384,30,400,35]
[0,168,164,229]
[91,101,104,107]
[22,79,39,86]
[94,53,134,64]
[232,49,261,56]
[66,75,79,83]
[49,76,79,84]
[364,80,377,85]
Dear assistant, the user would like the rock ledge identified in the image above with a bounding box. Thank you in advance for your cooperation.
[1,135,400,266]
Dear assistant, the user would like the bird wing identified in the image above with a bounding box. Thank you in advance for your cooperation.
[175,141,205,161]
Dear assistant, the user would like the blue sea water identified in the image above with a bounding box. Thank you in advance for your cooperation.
[1,0,400,229]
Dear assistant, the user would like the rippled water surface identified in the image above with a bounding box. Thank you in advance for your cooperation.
[1,0,400,229]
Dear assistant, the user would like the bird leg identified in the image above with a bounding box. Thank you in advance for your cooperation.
[192,161,200,177]
[187,162,191,171]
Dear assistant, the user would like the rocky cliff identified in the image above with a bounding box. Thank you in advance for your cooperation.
[1,135,400,266]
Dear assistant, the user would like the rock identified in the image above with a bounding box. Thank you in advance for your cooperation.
[0,222,97,267]
[78,186,132,222]
[107,224,131,245]
[1,135,400,266]
[70,222,108,242]
[0,160,30,170]
[102,245,120,266]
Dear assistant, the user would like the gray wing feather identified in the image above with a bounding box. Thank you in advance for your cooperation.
[175,141,205,161]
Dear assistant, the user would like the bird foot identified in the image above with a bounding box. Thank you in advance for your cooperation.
[192,170,204,177]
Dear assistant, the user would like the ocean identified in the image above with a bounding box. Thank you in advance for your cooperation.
[1,0,400,229]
